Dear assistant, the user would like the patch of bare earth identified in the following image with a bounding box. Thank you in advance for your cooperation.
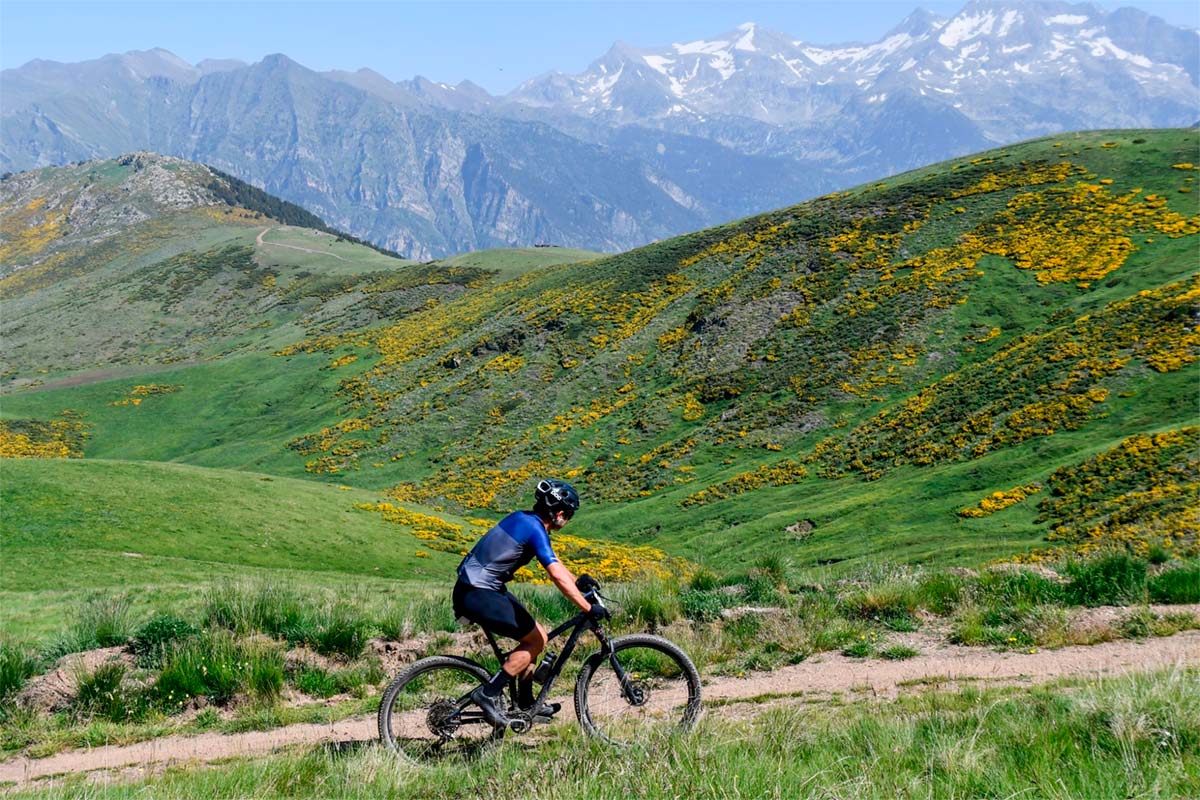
[2,625,1198,789]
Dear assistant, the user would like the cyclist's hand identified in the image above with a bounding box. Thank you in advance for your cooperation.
[586,603,611,623]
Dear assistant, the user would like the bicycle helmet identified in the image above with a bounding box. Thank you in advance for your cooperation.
[534,478,580,520]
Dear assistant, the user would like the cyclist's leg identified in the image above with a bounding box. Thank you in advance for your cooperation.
[454,584,545,675]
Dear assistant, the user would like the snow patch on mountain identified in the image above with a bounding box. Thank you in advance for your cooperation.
[1046,14,1089,26]
[938,11,997,48]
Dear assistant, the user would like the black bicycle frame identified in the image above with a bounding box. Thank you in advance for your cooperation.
[472,592,639,715]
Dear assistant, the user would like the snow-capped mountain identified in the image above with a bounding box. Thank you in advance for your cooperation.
[3,1,1195,258]
[507,0,1199,145]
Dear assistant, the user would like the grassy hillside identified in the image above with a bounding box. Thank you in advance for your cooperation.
[3,131,1198,581]
[254,130,1200,568]
[0,458,461,637]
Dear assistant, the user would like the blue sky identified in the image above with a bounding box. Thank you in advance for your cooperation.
[3,1,1197,94]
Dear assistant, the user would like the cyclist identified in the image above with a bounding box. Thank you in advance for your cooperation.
[453,478,608,727]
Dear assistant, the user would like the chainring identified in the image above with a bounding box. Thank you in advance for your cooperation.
[507,709,533,734]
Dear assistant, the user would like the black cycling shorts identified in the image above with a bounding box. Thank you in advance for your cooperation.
[452,581,536,641]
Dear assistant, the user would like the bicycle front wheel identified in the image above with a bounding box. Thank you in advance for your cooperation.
[574,633,701,747]
[378,655,502,761]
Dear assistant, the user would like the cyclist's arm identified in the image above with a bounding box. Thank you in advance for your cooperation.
[545,561,592,612]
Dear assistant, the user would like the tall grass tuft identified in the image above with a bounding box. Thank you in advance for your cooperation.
[154,630,284,710]
[1148,562,1199,603]
[614,577,681,628]
[378,592,458,640]
[0,642,39,712]
[203,580,373,657]
[78,594,135,648]
[72,661,147,722]
[312,604,371,659]
[1064,553,1148,606]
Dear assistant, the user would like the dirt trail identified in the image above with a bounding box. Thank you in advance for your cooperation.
[2,630,1197,788]
[255,227,346,261]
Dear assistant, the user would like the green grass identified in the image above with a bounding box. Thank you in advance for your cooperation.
[434,246,604,279]
[10,669,1197,799]
[0,458,458,638]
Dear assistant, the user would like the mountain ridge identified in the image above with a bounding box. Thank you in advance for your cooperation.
[2,2,1195,258]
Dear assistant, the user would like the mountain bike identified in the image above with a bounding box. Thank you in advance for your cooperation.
[377,579,701,759]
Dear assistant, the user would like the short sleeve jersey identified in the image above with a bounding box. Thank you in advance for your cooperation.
[456,511,559,591]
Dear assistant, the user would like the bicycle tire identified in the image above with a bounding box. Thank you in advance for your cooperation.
[378,655,503,760]
[574,633,701,746]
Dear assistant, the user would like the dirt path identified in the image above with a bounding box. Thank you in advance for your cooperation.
[2,630,1197,788]
[255,227,346,261]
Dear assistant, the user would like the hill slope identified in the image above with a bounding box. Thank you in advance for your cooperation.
[4,131,1198,574]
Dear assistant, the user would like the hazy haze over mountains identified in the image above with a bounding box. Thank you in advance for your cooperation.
[2,0,1196,259]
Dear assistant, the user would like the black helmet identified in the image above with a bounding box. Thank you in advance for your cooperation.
[534,478,580,519]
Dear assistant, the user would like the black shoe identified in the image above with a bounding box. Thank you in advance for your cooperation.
[469,685,511,728]
[531,701,562,721]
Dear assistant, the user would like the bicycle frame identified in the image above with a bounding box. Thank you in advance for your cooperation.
[470,591,638,722]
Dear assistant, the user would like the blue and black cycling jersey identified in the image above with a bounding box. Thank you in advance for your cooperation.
[457,510,559,591]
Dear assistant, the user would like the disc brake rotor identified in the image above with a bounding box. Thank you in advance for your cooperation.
[625,682,649,707]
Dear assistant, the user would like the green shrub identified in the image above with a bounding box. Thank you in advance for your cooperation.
[680,589,728,623]
[204,581,315,643]
[1064,554,1148,607]
[879,644,920,660]
[840,578,921,630]
[247,649,284,702]
[949,604,1036,648]
[841,640,874,658]
[0,642,38,708]
[752,554,790,587]
[740,575,784,605]
[1148,564,1200,604]
[131,614,200,667]
[722,613,762,646]
[156,632,242,709]
[688,569,720,592]
[293,667,339,699]
[1118,609,1154,639]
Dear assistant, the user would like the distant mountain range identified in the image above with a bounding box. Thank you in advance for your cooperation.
[2,0,1196,258]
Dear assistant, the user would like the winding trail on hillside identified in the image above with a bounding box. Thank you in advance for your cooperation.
[2,629,1198,788]
[255,227,346,261]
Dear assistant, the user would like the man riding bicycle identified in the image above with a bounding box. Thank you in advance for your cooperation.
[452,478,609,727]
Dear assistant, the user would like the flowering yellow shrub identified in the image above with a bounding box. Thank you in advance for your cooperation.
[110,384,181,407]
[683,459,808,507]
[959,484,1041,518]
[0,418,89,458]
[483,354,525,373]
[0,195,72,265]
[327,354,359,369]
[1019,428,1199,560]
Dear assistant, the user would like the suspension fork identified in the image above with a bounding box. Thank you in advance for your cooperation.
[593,627,643,705]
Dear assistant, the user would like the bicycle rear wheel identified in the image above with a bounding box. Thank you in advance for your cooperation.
[378,655,503,761]
[574,634,701,747]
